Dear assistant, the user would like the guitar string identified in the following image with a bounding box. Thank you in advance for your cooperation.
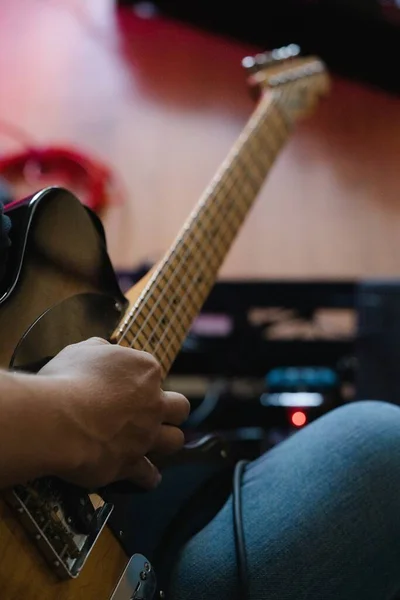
[122,95,290,367]
[145,130,280,367]
[121,101,284,361]
[154,111,292,370]
[115,93,282,349]
[153,82,306,367]
[142,120,290,376]
[149,72,324,370]
[125,168,246,358]
[119,91,295,362]
[132,130,269,358]
[114,127,246,348]
[116,191,220,346]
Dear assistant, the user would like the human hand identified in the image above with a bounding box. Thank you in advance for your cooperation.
[38,337,190,490]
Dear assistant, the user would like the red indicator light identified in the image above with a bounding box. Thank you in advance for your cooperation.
[291,411,307,427]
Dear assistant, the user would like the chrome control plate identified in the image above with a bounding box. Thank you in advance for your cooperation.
[110,554,157,600]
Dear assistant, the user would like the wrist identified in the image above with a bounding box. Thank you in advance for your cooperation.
[30,374,85,479]
[0,371,80,487]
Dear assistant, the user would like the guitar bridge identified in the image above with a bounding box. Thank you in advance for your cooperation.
[3,479,113,579]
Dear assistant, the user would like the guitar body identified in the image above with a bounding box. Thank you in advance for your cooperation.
[0,187,128,371]
[0,188,231,599]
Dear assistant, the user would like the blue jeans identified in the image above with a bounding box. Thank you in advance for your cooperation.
[169,401,400,599]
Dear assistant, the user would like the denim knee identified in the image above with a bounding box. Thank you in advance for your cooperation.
[170,400,400,600]
[327,399,400,448]
[319,399,400,491]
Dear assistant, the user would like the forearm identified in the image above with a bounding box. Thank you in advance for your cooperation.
[0,370,67,489]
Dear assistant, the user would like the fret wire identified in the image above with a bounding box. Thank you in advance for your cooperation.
[249,136,275,178]
[145,257,220,367]
[205,125,263,211]
[247,139,272,181]
[256,109,290,169]
[216,137,268,242]
[206,173,251,238]
[145,262,206,338]
[225,113,277,200]
[179,226,219,275]
[119,94,293,367]
[133,246,199,355]
[203,100,291,243]
[117,258,179,346]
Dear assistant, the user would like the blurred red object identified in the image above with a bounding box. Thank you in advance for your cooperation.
[0,121,124,212]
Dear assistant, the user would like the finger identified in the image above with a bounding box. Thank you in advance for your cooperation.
[120,456,161,490]
[161,391,191,425]
[151,425,185,455]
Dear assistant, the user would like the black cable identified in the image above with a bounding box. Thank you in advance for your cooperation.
[232,459,250,600]
[185,379,226,429]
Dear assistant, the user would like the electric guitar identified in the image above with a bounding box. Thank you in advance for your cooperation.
[0,46,330,599]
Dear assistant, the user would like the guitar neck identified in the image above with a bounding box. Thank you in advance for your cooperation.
[116,89,294,377]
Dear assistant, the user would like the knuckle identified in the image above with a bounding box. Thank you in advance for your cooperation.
[143,351,162,375]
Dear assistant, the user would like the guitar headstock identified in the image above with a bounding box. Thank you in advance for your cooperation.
[242,44,331,120]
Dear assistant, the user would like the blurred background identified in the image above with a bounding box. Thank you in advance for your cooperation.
[1,0,400,458]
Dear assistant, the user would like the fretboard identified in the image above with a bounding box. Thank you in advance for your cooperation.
[116,90,293,377]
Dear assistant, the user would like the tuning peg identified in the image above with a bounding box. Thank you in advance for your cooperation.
[242,43,301,74]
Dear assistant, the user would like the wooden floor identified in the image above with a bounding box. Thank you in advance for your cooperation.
[1,0,400,280]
